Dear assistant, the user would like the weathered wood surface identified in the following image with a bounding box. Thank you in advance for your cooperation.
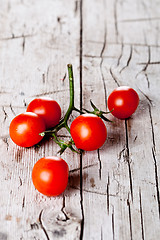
[0,0,160,239]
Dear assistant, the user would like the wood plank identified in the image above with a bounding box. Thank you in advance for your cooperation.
[0,0,82,239]
[82,0,160,239]
[1,0,160,239]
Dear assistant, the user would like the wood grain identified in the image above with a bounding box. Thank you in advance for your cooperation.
[0,0,160,239]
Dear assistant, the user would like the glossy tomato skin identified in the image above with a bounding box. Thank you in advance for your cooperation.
[70,114,107,151]
[32,156,69,196]
[107,86,139,119]
[26,97,61,129]
[9,112,46,147]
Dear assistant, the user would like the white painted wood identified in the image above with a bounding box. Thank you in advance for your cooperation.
[0,0,82,239]
[82,0,160,240]
[0,0,160,239]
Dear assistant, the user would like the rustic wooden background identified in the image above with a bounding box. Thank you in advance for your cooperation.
[0,0,160,239]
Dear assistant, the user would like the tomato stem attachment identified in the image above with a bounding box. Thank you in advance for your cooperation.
[51,132,79,154]
[83,100,113,122]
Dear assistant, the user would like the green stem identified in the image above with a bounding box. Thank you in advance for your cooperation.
[65,123,71,133]
[41,64,75,136]
[51,132,59,143]
[73,107,84,114]
[63,64,74,122]
[39,64,83,154]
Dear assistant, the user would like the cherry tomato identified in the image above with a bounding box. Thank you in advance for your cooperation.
[107,86,139,119]
[70,113,107,151]
[27,97,61,129]
[9,112,46,147]
[32,156,69,196]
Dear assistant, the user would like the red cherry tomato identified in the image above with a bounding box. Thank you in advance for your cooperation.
[70,113,107,151]
[32,156,69,196]
[9,112,46,147]
[107,86,139,119]
[27,97,61,129]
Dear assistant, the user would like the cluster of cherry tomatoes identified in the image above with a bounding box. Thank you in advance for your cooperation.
[9,86,139,197]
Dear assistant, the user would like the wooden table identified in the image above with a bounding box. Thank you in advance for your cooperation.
[0,0,160,239]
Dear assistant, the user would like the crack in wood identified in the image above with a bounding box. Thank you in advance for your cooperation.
[138,61,160,65]
[57,195,70,222]
[109,68,120,87]
[74,0,78,15]
[39,210,50,240]
[117,42,124,67]
[101,226,103,240]
[79,0,83,112]
[71,186,106,195]
[112,206,115,240]
[106,174,110,214]
[30,222,39,230]
[114,0,119,43]
[83,54,117,59]
[100,14,107,59]
[97,149,102,180]
[138,88,153,106]
[133,135,137,142]
[118,148,125,161]
[136,46,151,88]
[70,185,119,198]
[23,99,27,107]
[9,103,16,116]
[18,176,22,188]
[79,1,84,238]
[69,163,98,173]
[148,104,160,218]
[139,188,145,240]
[144,73,150,88]
[2,137,9,151]
[148,104,156,151]
[22,196,25,210]
[120,45,133,73]
[61,196,70,221]
[80,153,84,240]
[120,17,160,23]
[0,34,35,41]
[57,17,65,33]
[2,107,8,122]
[32,89,67,97]
[125,120,133,202]
[46,64,51,82]
[152,147,160,219]
[42,73,45,84]
[143,46,151,72]
[100,1,108,109]
[22,35,25,54]
[127,196,133,240]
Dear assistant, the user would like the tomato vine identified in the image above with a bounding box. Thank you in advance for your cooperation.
[40,64,111,154]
